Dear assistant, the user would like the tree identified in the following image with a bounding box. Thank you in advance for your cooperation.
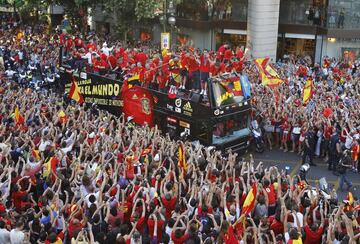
[103,0,160,40]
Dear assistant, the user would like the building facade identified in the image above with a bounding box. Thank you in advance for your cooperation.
[90,0,360,62]
[163,0,360,62]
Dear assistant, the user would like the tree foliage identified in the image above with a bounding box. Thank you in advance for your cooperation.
[103,0,160,39]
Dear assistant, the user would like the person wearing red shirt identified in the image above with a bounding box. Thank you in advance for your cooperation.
[74,37,84,49]
[171,223,189,244]
[217,44,229,60]
[130,198,146,235]
[11,180,31,211]
[281,120,290,152]
[86,40,97,52]
[157,71,169,92]
[135,51,147,67]
[59,32,66,46]
[65,37,73,52]
[187,54,200,92]
[224,48,233,61]
[67,218,84,240]
[236,46,244,60]
[93,56,108,75]
[303,207,324,244]
[108,52,117,70]
[263,179,277,215]
[147,213,165,242]
[179,52,189,89]
[210,61,221,76]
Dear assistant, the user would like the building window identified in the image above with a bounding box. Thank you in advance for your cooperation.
[176,0,247,22]
[328,0,360,29]
[280,0,326,27]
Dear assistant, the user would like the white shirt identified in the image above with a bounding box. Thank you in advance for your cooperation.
[82,52,93,64]
[39,139,51,152]
[0,228,10,244]
[101,46,113,56]
[345,136,353,149]
[9,229,24,244]
[85,192,100,208]
[292,212,304,228]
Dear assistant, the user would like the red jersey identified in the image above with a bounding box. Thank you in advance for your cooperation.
[265,184,276,205]
[108,55,117,69]
[200,55,210,73]
[187,56,199,74]
[86,43,97,51]
[147,218,165,241]
[74,38,84,48]
[161,196,177,218]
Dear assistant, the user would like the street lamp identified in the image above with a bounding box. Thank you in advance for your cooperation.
[168,16,176,26]
[168,16,176,48]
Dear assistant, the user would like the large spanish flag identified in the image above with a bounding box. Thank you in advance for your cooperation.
[241,183,257,216]
[178,143,187,173]
[303,79,313,104]
[68,78,84,104]
[254,58,283,87]
[14,106,24,124]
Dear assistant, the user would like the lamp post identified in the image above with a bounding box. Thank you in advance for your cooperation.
[168,15,176,48]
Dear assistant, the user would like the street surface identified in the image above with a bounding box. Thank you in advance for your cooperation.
[244,149,359,201]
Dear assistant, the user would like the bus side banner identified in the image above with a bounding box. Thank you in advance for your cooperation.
[62,71,123,114]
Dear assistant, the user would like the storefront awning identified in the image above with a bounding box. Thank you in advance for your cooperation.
[284,33,316,39]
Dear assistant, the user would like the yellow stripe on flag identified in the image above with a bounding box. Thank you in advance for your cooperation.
[128,74,140,82]
[14,106,24,124]
[241,184,257,216]
[178,144,187,172]
[69,78,84,104]
[303,79,313,104]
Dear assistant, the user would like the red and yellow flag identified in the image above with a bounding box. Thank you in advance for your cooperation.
[32,149,40,160]
[241,183,257,216]
[178,143,187,173]
[303,79,313,104]
[68,78,84,104]
[14,106,24,124]
[254,58,283,87]
[43,157,58,177]
[58,110,67,124]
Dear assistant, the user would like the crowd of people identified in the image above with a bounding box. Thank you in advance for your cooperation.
[0,13,360,244]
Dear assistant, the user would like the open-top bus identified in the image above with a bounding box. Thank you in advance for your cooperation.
[59,66,251,153]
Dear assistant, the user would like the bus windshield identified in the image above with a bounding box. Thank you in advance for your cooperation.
[212,75,245,107]
[212,113,250,145]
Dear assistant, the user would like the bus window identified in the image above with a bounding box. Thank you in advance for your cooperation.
[212,113,250,145]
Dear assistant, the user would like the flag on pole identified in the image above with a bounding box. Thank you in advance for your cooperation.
[14,106,24,124]
[303,79,313,104]
[68,78,84,104]
[178,143,187,173]
[254,58,284,87]
[241,183,257,216]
